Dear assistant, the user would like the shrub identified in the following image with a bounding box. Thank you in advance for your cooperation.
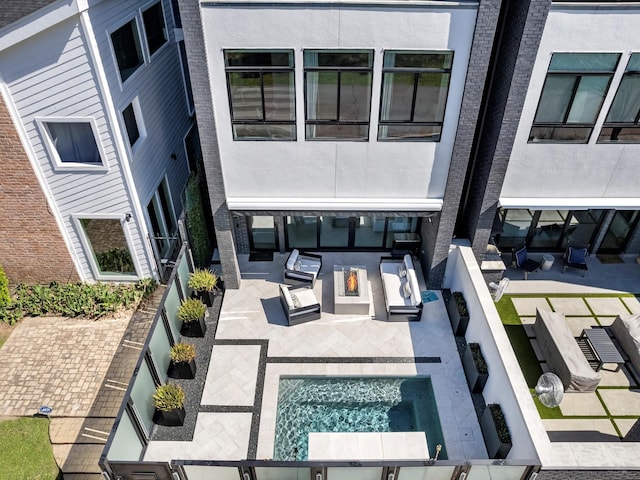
[488,404,511,443]
[153,384,185,411]
[470,343,488,374]
[188,268,218,292]
[0,265,9,308]
[170,342,196,363]
[452,291,469,317]
[185,173,211,268]
[177,298,206,322]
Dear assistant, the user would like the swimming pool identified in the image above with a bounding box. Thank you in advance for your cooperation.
[273,376,446,461]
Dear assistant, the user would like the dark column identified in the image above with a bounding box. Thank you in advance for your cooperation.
[178,0,241,288]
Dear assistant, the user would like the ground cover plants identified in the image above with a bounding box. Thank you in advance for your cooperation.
[0,278,156,325]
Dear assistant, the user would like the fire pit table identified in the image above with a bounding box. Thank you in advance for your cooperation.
[333,265,370,315]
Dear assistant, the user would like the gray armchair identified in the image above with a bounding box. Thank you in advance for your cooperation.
[279,284,321,326]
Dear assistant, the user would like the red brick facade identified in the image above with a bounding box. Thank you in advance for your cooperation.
[0,95,80,284]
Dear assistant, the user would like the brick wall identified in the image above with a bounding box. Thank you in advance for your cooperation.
[0,95,79,284]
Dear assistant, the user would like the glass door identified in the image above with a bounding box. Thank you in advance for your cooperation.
[600,210,640,253]
[319,216,350,248]
[249,216,277,250]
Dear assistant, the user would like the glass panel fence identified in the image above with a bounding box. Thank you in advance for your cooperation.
[255,466,311,480]
[183,465,240,480]
[466,465,528,479]
[397,466,456,480]
[129,360,157,436]
[178,253,192,299]
[328,467,382,480]
[164,282,182,342]
[106,410,144,461]
[148,320,172,382]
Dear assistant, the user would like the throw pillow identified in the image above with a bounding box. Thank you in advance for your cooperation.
[293,260,302,271]
[291,293,301,308]
[403,281,412,299]
[398,264,407,278]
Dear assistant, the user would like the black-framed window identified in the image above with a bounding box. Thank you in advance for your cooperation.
[123,103,140,146]
[224,50,296,140]
[598,54,640,143]
[44,121,102,165]
[111,19,144,83]
[142,1,167,57]
[529,53,620,143]
[378,51,453,141]
[304,50,373,141]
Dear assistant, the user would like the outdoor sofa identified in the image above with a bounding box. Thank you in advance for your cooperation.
[379,254,423,321]
[533,308,600,392]
[283,249,322,287]
[279,284,321,326]
[610,314,640,374]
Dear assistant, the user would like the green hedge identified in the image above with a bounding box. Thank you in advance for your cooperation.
[185,173,211,268]
[0,265,9,308]
[0,278,155,325]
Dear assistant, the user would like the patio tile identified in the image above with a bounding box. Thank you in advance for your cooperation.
[597,317,617,327]
[559,392,607,416]
[548,297,591,316]
[597,365,637,388]
[511,297,552,316]
[585,297,630,317]
[202,345,261,406]
[599,389,640,416]
[543,419,619,442]
[622,296,640,315]
[565,317,597,337]
[520,316,536,325]
[613,418,640,438]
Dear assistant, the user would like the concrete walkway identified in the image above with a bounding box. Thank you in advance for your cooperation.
[0,287,165,479]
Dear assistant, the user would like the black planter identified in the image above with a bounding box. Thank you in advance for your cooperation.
[168,360,196,379]
[153,406,186,427]
[480,406,512,459]
[194,289,215,307]
[463,344,489,393]
[447,294,469,336]
[180,315,207,337]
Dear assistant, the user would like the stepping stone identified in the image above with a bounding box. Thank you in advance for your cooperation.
[599,389,640,416]
[543,418,619,442]
[511,298,552,316]
[548,297,591,316]
[585,297,630,317]
[559,392,607,416]
[622,297,640,315]
[564,317,597,337]
[597,365,636,388]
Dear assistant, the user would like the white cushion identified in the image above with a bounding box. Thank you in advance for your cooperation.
[281,286,294,309]
[403,254,414,271]
[286,249,300,270]
[295,288,318,307]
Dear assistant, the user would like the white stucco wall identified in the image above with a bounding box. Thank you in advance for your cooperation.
[501,6,640,209]
[201,3,477,208]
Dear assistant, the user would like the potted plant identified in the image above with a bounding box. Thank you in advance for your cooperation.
[152,383,186,426]
[178,298,207,337]
[480,403,512,459]
[168,342,196,379]
[188,268,218,306]
[447,291,470,336]
[463,342,489,393]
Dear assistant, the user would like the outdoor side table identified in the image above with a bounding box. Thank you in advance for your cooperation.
[581,328,625,372]
[541,254,554,271]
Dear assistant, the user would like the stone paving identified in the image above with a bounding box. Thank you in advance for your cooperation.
[0,287,165,478]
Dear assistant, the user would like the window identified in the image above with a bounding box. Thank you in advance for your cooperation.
[79,218,137,277]
[111,19,144,83]
[304,50,373,140]
[122,101,142,147]
[42,120,104,167]
[178,41,194,114]
[224,50,296,140]
[598,54,640,143]
[142,2,167,57]
[378,51,453,141]
[529,53,620,143]
[147,178,177,258]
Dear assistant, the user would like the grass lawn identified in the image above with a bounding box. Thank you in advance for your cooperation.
[0,417,60,480]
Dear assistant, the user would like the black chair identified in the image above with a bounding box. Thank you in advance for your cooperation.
[512,243,541,280]
[563,244,589,277]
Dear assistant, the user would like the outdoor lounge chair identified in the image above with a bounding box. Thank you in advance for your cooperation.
[512,243,541,280]
[279,284,321,326]
[283,249,322,287]
[563,244,589,276]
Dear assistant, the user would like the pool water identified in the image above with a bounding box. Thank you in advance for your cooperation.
[273,376,446,461]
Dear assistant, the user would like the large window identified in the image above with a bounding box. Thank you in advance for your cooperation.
[80,218,137,277]
[529,53,620,143]
[111,18,144,83]
[147,178,177,258]
[598,54,640,143]
[304,50,373,140]
[224,50,296,140]
[42,120,103,167]
[142,2,168,57]
[122,98,145,148]
[379,51,453,141]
